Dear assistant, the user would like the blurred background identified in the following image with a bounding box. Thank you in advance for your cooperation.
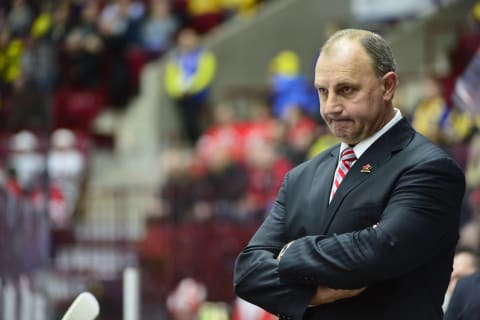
[1,0,480,319]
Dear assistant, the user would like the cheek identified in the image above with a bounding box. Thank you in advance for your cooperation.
[319,104,327,118]
[349,95,377,118]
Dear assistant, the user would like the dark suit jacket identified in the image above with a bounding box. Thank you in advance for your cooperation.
[444,272,480,320]
[234,118,465,320]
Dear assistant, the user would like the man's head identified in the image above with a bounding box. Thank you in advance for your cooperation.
[177,27,199,53]
[315,29,398,145]
[447,246,479,294]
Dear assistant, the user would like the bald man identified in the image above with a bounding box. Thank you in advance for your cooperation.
[234,29,465,320]
[443,246,479,311]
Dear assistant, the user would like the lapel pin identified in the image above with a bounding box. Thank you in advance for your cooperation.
[360,164,372,173]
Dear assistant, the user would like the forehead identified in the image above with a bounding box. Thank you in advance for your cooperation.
[314,40,376,85]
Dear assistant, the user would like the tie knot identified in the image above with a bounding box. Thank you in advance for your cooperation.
[341,147,356,162]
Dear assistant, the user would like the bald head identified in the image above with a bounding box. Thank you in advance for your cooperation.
[321,29,396,78]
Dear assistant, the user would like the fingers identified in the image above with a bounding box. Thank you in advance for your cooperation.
[310,286,367,306]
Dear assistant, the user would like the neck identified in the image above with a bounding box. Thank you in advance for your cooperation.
[379,106,396,130]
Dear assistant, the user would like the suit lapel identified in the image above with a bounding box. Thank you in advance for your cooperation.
[319,118,415,234]
[306,147,339,233]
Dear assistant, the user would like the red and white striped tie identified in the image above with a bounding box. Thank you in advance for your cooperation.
[330,147,357,202]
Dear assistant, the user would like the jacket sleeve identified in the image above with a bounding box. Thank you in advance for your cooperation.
[278,158,465,289]
[164,59,183,98]
[234,172,316,320]
[189,50,216,95]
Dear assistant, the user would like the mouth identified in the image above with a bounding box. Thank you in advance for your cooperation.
[330,118,352,125]
[329,118,354,134]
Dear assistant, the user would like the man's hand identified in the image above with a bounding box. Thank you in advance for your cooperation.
[309,286,366,306]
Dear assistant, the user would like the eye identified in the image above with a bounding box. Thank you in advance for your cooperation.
[317,87,328,96]
[339,86,353,95]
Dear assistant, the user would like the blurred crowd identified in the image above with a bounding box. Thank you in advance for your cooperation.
[150,48,328,224]
[0,0,271,132]
[0,128,89,230]
[0,0,272,264]
[2,0,480,319]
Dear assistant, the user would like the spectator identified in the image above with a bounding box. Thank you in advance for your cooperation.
[140,0,179,59]
[4,130,67,229]
[411,76,449,144]
[48,129,85,181]
[99,0,145,108]
[243,101,278,158]
[98,0,145,46]
[268,50,318,120]
[155,148,198,222]
[7,0,34,38]
[27,2,57,90]
[197,101,277,163]
[196,102,244,162]
[166,277,207,320]
[6,130,45,192]
[0,27,24,94]
[49,2,74,44]
[443,246,479,311]
[244,138,291,218]
[47,128,86,220]
[198,142,249,222]
[444,271,480,320]
[164,27,216,144]
[60,4,104,89]
[30,2,53,40]
[167,277,229,320]
[29,2,75,89]
[276,106,317,165]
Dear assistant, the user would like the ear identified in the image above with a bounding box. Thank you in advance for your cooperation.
[382,71,398,102]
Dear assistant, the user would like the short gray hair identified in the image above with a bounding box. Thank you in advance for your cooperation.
[321,29,396,78]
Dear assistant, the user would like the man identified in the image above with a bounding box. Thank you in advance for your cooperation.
[444,246,480,311]
[164,27,216,144]
[444,271,480,320]
[233,29,465,320]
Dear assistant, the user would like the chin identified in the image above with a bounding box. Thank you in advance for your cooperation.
[337,136,358,145]
[334,132,350,140]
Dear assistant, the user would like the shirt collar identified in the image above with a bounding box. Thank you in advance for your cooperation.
[339,108,403,159]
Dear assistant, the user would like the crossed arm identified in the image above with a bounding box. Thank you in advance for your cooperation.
[234,158,464,318]
[276,242,366,306]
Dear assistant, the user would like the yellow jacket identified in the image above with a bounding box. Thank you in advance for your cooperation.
[0,39,24,83]
[164,48,216,98]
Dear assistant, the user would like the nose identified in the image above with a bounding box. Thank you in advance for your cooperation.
[322,92,342,115]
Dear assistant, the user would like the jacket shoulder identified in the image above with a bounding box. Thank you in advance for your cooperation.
[288,144,339,178]
[409,132,460,163]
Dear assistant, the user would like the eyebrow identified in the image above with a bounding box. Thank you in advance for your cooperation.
[315,80,359,89]
[336,81,359,88]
